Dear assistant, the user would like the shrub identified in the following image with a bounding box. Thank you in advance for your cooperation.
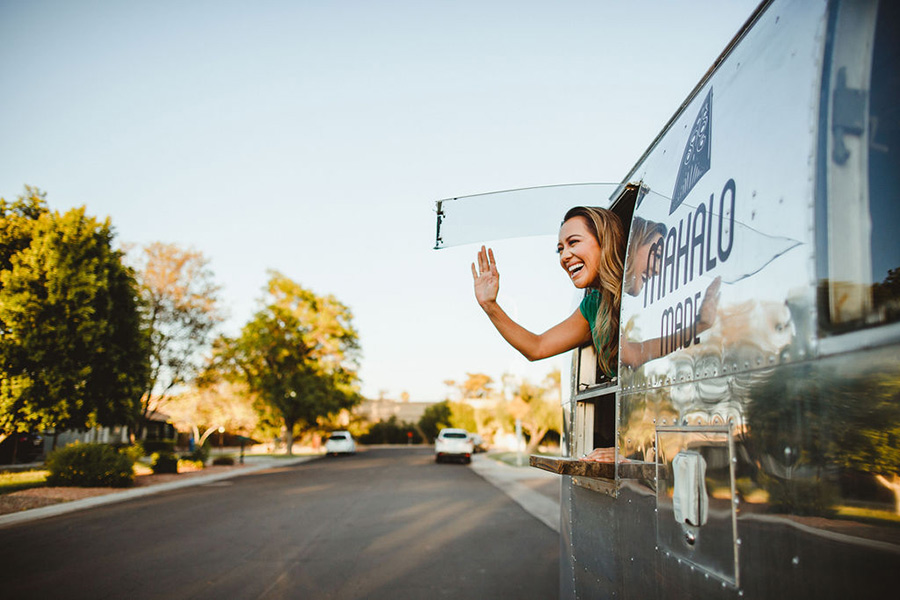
[118,442,145,463]
[178,458,204,471]
[212,455,235,466]
[151,451,179,474]
[45,443,135,488]
[359,417,422,444]
[186,444,209,464]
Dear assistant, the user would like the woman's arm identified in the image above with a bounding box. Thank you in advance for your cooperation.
[473,246,592,361]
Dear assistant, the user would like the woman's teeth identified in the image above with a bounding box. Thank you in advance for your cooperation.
[569,264,583,276]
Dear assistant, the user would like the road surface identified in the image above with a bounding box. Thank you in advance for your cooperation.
[0,447,559,599]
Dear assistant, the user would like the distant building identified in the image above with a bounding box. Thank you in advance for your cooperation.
[355,397,439,425]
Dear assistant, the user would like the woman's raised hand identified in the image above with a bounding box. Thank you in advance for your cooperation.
[472,246,500,308]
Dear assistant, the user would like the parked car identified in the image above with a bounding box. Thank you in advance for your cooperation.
[434,428,474,464]
[470,433,486,453]
[0,432,44,464]
[324,431,356,455]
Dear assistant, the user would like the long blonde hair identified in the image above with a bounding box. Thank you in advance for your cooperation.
[563,206,625,377]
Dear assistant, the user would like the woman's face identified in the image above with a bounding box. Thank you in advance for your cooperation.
[626,233,664,295]
[558,216,602,289]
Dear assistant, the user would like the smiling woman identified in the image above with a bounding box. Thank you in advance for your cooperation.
[471,206,624,377]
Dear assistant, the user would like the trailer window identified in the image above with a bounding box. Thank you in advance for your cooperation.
[818,0,900,334]
[570,185,639,460]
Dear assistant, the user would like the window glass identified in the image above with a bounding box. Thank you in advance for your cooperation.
[818,0,900,333]
[866,2,900,324]
[434,184,620,249]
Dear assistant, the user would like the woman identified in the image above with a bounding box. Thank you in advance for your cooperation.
[472,207,720,375]
[472,206,624,378]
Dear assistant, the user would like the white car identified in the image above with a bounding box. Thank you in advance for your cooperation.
[324,431,356,455]
[434,428,474,464]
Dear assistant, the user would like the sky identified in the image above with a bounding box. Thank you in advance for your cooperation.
[0,0,760,402]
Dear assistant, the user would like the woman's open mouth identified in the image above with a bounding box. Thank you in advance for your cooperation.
[568,263,584,279]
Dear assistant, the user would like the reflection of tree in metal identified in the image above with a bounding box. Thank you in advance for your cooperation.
[746,357,900,518]
[872,266,900,323]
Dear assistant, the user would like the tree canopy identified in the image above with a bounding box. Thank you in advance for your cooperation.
[217,272,360,454]
[504,370,562,453]
[131,242,222,435]
[0,188,148,435]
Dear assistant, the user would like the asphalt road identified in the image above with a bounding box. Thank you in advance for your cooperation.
[0,447,559,599]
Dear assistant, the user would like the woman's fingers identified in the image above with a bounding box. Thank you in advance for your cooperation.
[474,246,496,277]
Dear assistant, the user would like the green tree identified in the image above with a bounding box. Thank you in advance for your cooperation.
[217,272,360,455]
[418,400,476,442]
[131,242,222,437]
[0,188,149,440]
[419,401,452,442]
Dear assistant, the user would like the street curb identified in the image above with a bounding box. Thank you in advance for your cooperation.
[470,454,560,534]
[0,456,316,529]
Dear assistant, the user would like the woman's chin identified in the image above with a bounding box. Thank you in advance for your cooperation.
[570,277,597,290]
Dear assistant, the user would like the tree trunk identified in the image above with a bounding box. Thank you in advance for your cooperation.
[284,420,295,456]
[525,426,549,454]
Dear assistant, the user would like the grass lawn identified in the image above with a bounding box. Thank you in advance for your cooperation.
[0,470,49,495]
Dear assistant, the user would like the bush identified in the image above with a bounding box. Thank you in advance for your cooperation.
[117,442,145,463]
[212,455,235,466]
[178,458,204,471]
[45,443,135,488]
[359,417,422,444]
[185,445,209,464]
[151,451,179,474]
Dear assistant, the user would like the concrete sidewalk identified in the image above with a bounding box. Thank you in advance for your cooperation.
[0,455,315,529]
[470,453,561,533]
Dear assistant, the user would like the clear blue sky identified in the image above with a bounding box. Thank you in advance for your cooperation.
[0,0,760,402]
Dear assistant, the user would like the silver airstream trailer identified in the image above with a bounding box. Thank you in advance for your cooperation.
[436,0,899,597]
